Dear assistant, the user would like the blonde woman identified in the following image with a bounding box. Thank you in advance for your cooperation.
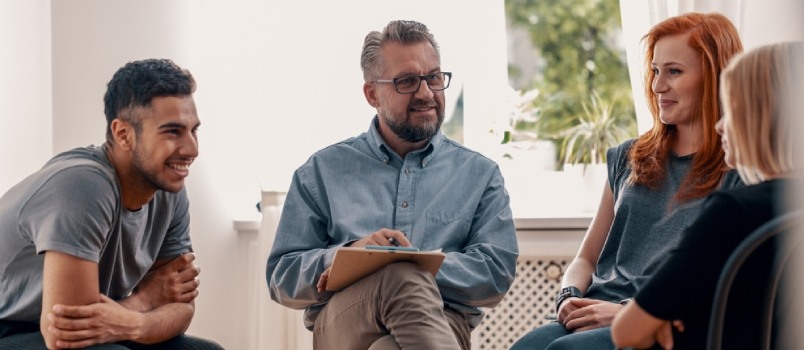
[612,41,803,350]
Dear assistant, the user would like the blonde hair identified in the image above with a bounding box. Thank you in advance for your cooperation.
[720,41,803,184]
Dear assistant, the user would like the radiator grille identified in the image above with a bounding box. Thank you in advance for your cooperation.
[475,258,570,349]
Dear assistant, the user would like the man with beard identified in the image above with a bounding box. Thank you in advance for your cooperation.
[0,59,222,349]
[267,20,518,350]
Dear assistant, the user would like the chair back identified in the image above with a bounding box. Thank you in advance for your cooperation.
[706,210,804,350]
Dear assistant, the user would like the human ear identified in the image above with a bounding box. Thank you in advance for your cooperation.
[110,119,134,150]
[364,82,380,108]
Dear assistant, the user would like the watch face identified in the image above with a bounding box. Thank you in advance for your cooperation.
[559,286,581,298]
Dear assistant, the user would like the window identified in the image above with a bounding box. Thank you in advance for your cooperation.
[493,0,637,218]
[241,1,635,219]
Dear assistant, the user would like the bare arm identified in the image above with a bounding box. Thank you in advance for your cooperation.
[41,251,101,349]
[119,253,200,312]
[41,251,196,349]
[558,181,615,311]
[612,299,678,350]
[48,296,194,347]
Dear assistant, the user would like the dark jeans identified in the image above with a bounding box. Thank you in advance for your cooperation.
[0,320,224,350]
[510,321,666,350]
[509,321,614,350]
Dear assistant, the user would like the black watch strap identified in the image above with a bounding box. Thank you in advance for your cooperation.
[555,286,582,313]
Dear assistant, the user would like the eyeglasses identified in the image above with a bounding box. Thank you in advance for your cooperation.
[373,72,452,94]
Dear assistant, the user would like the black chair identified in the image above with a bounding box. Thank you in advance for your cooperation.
[706,210,804,350]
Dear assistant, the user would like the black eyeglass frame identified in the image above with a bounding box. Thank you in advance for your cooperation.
[373,72,452,94]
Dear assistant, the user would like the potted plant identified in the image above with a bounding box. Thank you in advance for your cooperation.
[553,90,636,210]
[558,90,636,169]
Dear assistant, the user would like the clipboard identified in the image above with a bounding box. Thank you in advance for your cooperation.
[325,246,445,291]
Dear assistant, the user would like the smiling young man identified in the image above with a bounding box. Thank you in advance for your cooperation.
[267,20,518,350]
[0,59,222,349]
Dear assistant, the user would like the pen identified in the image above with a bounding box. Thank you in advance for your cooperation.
[388,237,401,247]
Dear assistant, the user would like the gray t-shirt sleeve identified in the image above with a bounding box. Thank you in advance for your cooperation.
[607,138,634,198]
[21,165,118,263]
[156,187,193,259]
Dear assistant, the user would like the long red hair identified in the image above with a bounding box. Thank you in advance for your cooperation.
[629,12,743,202]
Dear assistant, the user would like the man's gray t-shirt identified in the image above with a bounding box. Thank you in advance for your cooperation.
[584,139,742,302]
[0,146,192,322]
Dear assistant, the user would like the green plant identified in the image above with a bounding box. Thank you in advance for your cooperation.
[505,0,634,168]
[557,91,636,166]
[505,0,631,141]
[501,88,540,144]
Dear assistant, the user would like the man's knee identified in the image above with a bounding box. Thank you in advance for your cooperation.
[376,261,432,279]
[367,334,401,350]
[375,262,437,289]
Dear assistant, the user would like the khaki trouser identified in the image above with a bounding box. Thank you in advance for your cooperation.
[313,262,471,350]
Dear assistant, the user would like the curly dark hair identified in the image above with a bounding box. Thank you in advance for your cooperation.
[103,58,196,141]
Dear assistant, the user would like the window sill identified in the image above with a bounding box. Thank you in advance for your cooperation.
[233,214,261,234]
[515,215,591,231]
[233,215,591,234]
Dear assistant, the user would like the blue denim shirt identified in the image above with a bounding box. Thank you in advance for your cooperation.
[267,117,519,330]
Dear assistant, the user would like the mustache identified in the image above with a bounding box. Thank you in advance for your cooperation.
[409,99,439,109]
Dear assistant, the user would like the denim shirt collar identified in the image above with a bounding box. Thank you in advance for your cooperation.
[367,116,442,168]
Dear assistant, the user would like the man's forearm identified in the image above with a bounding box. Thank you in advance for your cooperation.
[119,293,151,312]
[134,302,194,344]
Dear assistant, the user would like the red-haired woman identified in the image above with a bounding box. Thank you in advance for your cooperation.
[613,40,804,350]
[511,12,743,350]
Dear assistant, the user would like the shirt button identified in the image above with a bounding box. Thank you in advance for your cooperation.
[404,168,410,175]
[400,201,408,208]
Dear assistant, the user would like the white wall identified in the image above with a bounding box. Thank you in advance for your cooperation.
[740,0,804,49]
[0,0,51,193]
[620,0,804,133]
[50,0,199,153]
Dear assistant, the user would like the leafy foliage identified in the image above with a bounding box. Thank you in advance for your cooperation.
[505,0,637,166]
[559,91,636,164]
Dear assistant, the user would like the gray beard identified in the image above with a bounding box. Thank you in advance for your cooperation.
[386,118,442,142]
[382,107,445,142]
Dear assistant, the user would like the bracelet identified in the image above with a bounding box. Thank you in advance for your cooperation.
[555,286,582,313]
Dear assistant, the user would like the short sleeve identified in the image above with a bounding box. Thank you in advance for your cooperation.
[21,165,118,262]
[606,139,635,193]
[156,188,193,259]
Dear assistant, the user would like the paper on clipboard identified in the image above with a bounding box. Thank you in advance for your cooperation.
[325,247,445,291]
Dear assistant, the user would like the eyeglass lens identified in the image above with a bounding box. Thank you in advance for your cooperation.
[395,73,450,93]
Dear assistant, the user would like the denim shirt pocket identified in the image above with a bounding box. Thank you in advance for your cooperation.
[423,209,472,251]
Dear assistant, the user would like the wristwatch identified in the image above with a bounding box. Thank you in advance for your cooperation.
[555,286,582,313]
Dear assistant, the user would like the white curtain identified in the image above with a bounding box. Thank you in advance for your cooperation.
[619,0,744,134]
[620,0,804,133]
